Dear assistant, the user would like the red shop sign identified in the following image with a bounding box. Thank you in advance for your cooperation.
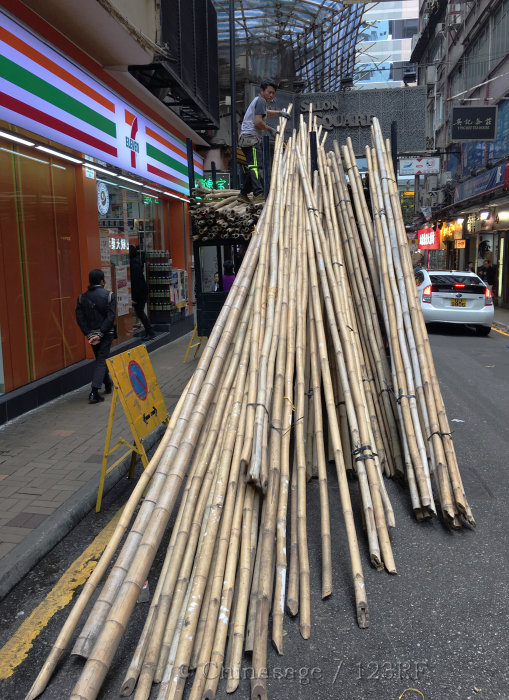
[418,227,439,250]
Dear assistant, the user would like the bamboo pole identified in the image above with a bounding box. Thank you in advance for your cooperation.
[308,284,332,597]
[225,485,257,693]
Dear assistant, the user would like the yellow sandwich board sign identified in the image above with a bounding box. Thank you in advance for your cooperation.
[96,345,168,512]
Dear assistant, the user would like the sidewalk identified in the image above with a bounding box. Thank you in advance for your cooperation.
[0,332,199,599]
[493,304,509,332]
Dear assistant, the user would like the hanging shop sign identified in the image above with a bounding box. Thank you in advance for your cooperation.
[454,240,466,249]
[454,162,509,203]
[418,227,440,250]
[451,106,498,141]
[0,10,203,195]
[399,157,440,175]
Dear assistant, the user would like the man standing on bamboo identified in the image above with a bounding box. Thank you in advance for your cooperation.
[238,80,290,203]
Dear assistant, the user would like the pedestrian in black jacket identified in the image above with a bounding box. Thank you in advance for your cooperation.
[129,246,155,339]
[76,269,116,404]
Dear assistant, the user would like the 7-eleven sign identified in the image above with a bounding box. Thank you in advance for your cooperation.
[124,110,140,168]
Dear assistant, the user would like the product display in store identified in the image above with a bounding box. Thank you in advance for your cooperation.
[147,251,173,322]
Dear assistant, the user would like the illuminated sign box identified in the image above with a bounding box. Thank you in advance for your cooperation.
[0,10,203,195]
[418,227,439,250]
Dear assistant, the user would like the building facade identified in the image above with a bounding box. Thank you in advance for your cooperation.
[355,1,419,88]
[411,0,509,306]
[0,1,214,411]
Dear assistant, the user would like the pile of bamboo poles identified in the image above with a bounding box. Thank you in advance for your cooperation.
[27,110,474,700]
[190,186,264,241]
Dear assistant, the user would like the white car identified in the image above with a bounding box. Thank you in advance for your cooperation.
[414,269,494,336]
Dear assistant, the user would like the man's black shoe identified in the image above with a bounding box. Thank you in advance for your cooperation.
[89,389,104,404]
[144,332,156,340]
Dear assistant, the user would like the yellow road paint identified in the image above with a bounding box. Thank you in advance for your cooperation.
[493,326,509,337]
[0,507,123,679]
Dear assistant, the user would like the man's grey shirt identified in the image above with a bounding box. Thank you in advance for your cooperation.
[240,96,267,137]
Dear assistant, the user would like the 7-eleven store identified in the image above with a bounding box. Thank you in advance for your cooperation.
[0,6,206,419]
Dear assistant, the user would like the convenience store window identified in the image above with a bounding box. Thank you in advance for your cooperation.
[96,179,166,342]
[0,136,82,394]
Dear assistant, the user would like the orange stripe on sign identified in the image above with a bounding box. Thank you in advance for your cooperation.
[145,125,186,159]
[125,109,135,126]
[0,26,115,113]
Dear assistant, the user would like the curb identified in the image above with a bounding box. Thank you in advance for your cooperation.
[0,423,165,601]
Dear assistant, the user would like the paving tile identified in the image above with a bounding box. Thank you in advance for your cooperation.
[0,542,15,557]
[33,499,66,508]
[6,511,48,529]
[23,505,55,515]
[16,486,47,496]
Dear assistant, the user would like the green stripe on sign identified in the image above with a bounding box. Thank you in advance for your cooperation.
[0,55,116,138]
[146,142,188,177]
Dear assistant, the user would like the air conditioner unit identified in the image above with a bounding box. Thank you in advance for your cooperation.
[426,66,437,84]
[427,175,438,190]
[441,171,453,185]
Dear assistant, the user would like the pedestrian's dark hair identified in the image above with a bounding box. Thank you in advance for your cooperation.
[223,260,234,275]
[260,79,277,91]
[89,268,105,285]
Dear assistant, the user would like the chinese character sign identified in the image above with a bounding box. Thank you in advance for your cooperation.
[451,106,497,141]
[418,227,439,250]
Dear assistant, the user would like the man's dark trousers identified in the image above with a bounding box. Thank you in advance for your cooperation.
[241,141,264,196]
[133,301,153,336]
[91,336,112,389]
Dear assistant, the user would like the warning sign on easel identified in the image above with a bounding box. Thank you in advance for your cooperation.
[96,345,168,512]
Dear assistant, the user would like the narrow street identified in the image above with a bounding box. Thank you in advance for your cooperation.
[1,325,508,700]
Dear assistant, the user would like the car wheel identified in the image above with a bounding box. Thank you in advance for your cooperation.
[476,325,491,337]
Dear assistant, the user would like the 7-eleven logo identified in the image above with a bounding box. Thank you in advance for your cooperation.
[124,110,140,168]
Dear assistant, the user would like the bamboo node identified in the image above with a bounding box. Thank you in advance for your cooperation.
[283,396,296,411]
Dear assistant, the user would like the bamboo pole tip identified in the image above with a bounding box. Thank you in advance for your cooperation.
[203,690,216,700]
[271,638,283,656]
[226,680,239,694]
[25,687,41,700]
[251,682,268,700]
[357,603,370,629]
[321,586,332,600]
[119,679,135,696]
[285,600,298,617]
[300,623,311,639]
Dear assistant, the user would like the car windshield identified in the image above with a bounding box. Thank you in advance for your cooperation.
[429,274,483,286]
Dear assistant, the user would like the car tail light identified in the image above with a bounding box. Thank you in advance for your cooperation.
[422,285,432,303]
[484,288,493,306]
[454,283,465,288]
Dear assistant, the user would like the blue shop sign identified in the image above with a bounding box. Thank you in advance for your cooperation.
[454,162,509,203]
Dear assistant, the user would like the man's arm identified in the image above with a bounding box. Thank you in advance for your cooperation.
[99,293,116,337]
[75,297,89,336]
[254,113,274,132]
